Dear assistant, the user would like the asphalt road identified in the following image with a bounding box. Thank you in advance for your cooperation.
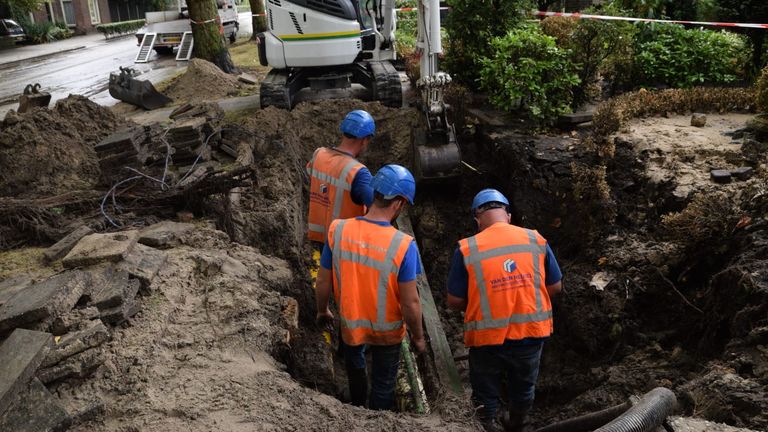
[0,12,254,118]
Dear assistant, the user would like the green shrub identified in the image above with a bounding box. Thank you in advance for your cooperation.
[540,16,577,46]
[634,24,749,88]
[20,20,72,43]
[444,0,533,88]
[479,25,580,123]
[96,19,146,38]
[757,66,768,113]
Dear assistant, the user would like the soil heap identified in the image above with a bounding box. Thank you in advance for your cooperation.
[0,95,124,197]
[164,59,247,103]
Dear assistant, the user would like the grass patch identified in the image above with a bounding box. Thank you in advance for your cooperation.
[229,41,265,70]
[0,247,57,280]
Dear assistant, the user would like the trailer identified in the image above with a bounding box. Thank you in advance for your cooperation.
[134,0,239,62]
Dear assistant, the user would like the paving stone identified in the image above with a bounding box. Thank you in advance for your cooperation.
[0,329,52,416]
[691,113,707,127]
[710,169,732,184]
[558,111,594,125]
[41,320,110,368]
[138,221,195,249]
[89,268,131,310]
[238,73,258,84]
[43,226,94,263]
[0,271,91,334]
[62,230,139,269]
[0,273,37,308]
[731,166,754,181]
[0,378,71,432]
[117,244,167,292]
[37,349,104,384]
[99,292,141,325]
[50,307,101,336]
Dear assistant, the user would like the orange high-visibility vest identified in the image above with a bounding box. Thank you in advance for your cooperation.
[458,222,553,347]
[306,147,365,243]
[327,218,413,346]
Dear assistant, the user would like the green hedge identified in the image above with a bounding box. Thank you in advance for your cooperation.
[479,24,580,123]
[96,19,146,38]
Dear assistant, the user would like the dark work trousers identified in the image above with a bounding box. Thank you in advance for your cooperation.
[344,342,401,410]
[469,340,544,421]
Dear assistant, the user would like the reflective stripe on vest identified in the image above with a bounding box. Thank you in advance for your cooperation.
[331,219,406,332]
[307,150,361,237]
[463,229,550,332]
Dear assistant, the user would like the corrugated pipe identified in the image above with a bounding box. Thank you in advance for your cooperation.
[534,387,676,432]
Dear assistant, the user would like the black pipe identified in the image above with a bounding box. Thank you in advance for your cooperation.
[534,401,633,432]
[534,387,677,432]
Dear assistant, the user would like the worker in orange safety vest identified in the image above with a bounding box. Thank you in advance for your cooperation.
[314,164,425,410]
[306,110,376,244]
[447,189,563,432]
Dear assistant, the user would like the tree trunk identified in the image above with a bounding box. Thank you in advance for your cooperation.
[188,0,236,73]
[249,0,267,40]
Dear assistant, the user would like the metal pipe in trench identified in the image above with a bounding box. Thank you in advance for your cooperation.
[534,387,676,432]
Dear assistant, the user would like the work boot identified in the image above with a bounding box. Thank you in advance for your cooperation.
[347,368,368,407]
[502,406,532,432]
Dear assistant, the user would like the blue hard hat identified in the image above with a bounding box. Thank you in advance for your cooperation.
[471,188,509,213]
[371,164,416,204]
[340,110,376,138]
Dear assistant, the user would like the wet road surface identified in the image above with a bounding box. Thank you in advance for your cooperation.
[0,12,254,117]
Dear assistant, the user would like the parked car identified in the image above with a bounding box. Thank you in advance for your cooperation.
[0,19,26,44]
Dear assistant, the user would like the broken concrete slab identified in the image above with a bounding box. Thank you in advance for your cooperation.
[99,290,141,326]
[0,271,91,334]
[138,221,194,249]
[50,306,100,336]
[0,329,53,416]
[41,320,110,368]
[62,230,139,269]
[0,273,37,308]
[0,378,71,432]
[89,268,131,310]
[37,348,104,384]
[558,111,594,125]
[710,169,732,184]
[117,244,168,292]
[43,226,93,263]
[731,166,754,181]
[238,73,259,85]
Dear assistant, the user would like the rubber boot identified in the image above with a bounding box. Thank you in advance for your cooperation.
[347,368,368,407]
[503,406,532,432]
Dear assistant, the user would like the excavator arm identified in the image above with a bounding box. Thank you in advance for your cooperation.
[411,0,461,181]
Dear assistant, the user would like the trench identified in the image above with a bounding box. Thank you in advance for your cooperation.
[210,101,768,430]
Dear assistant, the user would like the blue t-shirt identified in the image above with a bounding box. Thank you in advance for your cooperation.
[320,217,421,282]
[447,243,562,299]
[350,167,373,207]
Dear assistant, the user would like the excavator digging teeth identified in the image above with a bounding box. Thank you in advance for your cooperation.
[108,67,172,110]
[369,61,403,108]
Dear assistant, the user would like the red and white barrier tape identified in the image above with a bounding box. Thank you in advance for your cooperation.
[393,7,450,12]
[534,11,768,29]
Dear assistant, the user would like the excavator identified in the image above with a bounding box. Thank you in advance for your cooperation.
[254,0,460,181]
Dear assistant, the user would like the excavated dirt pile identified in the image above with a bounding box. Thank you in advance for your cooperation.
[163,59,252,103]
[0,95,125,197]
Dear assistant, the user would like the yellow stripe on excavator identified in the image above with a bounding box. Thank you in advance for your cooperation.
[279,30,361,41]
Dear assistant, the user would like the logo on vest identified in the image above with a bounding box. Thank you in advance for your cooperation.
[503,259,516,273]
[320,184,328,194]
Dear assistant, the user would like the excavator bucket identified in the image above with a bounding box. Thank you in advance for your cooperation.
[412,127,462,182]
[108,67,172,110]
[17,84,51,113]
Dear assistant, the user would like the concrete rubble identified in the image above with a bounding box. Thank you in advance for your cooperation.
[0,224,172,430]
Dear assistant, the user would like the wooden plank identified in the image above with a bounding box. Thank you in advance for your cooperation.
[396,211,463,395]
